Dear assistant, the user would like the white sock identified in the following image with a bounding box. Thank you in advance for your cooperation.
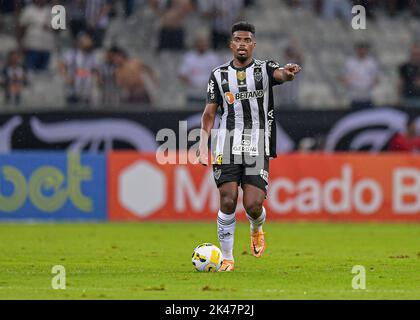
[217,210,236,261]
[246,206,266,233]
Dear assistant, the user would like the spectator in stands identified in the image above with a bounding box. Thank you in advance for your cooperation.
[155,0,193,52]
[124,0,137,17]
[322,0,352,21]
[340,42,379,110]
[112,47,159,105]
[0,0,19,15]
[388,117,420,152]
[386,0,420,17]
[98,46,120,106]
[59,34,99,106]
[287,0,322,13]
[198,0,245,50]
[399,44,420,108]
[178,33,221,107]
[85,0,112,48]
[1,50,27,106]
[274,41,304,108]
[68,0,87,41]
[18,0,55,72]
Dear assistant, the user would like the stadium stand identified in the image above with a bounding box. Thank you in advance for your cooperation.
[0,0,419,110]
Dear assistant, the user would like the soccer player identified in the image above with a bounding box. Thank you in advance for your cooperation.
[196,21,302,272]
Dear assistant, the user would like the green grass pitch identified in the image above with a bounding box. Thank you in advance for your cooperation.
[0,222,419,300]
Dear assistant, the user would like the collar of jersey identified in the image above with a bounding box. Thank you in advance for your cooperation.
[229,59,255,70]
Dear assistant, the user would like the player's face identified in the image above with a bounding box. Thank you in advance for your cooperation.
[230,31,256,63]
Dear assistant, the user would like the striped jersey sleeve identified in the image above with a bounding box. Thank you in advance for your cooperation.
[206,72,222,105]
[266,60,284,86]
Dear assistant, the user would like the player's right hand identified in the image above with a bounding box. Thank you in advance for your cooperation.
[195,148,209,166]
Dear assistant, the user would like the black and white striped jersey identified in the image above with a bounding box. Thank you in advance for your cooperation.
[207,59,283,160]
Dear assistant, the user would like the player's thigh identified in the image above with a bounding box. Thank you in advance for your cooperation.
[213,164,242,213]
[241,156,269,195]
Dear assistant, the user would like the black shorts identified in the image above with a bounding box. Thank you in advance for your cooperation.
[212,156,269,193]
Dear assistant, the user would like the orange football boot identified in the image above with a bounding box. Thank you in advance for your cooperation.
[251,230,266,258]
[218,259,234,272]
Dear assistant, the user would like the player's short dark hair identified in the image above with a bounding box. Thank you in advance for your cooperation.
[231,21,255,36]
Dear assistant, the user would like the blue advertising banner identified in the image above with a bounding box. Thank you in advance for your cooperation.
[0,153,106,220]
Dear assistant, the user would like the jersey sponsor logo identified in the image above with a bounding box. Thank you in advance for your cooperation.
[224,90,264,104]
[225,92,235,104]
[268,61,280,69]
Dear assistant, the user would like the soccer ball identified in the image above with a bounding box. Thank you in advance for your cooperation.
[191,243,222,272]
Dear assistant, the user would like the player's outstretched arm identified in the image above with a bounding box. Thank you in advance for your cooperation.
[274,63,302,83]
[195,103,218,166]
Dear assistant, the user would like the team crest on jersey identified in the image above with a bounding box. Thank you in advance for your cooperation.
[254,71,263,82]
[237,71,246,81]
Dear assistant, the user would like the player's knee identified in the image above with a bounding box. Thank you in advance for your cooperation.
[244,201,264,219]
[220,194,237,214]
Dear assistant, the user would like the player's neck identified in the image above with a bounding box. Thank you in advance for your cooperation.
[232,57,254,69]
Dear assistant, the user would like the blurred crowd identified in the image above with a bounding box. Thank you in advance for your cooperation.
[287,0,420,19]
[0,0,419,111]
